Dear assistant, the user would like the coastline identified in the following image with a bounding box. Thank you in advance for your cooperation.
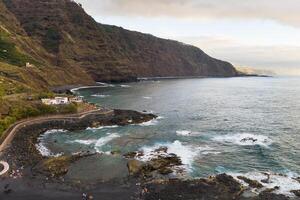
[1,84,298,200]
[51,75,272,94]
[1,111,298,200]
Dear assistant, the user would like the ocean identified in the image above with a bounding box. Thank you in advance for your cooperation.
[37,77,300,195]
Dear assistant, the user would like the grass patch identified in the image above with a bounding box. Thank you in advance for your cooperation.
[0,31,40,67]
[0,94,78,137]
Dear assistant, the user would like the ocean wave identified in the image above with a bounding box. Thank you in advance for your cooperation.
[70,85,109,93]
[120,85,131,88]
[229,171,300,197]
[213,133,273,147]
[135,116,164,126]
[138,119,159,126]
[86,125,119,132]
[139,140,197,170]
[91,94,111,98]
[69,133,120,153]
[96,82,115,87]
[176,130,192,136]
[138,141,213,171]
[35,129,67,157]
[71,139,96,145]
[142,96,152,99]
[94,133,120,152]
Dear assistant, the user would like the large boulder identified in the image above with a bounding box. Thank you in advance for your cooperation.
[237,176,263,188]
[127,159,144,175]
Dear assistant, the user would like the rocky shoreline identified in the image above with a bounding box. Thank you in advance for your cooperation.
[0,109,299,199]
[1,109,156,167]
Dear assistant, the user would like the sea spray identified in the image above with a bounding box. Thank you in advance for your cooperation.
[35,129,67,157]
[213,133,273,147]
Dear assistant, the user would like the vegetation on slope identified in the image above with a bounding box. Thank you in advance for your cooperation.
[3,0,237,83]
[0,93,78,136]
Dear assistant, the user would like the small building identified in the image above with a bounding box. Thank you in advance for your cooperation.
[41,97,69,105]
[25,62,34,68]
[69,96,83,103]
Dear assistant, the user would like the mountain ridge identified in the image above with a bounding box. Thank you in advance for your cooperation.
[0,0,238,94]
[3,0,238,82]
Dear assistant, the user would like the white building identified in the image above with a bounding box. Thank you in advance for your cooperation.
[69,96,83,103]
[25,62,34,68]
[42,97,69,105]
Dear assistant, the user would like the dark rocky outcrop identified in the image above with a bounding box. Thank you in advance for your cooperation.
[237,176,264,188]
[3,109,157,168]
[291,190,300,197]
[125,146,183,179]
[33,153,95,178]
[143,174,244,200]
[255,191,291,200]
[3,0,238,84]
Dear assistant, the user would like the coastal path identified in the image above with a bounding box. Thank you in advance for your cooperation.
[0,108,114,157]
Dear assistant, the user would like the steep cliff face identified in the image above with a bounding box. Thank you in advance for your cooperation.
[0,0,94,94]
[3,0,238,83]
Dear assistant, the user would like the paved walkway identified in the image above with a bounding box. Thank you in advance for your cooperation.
[0,109,114,156]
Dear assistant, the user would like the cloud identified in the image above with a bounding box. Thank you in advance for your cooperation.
[76,0,300,27]
[204,44,300,75]
[171,35,300,75]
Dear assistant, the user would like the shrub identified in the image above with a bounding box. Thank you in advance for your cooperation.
[57,103,77,114]
[36,92,55,100]
[43,28,62,53]
[0,33,39,67]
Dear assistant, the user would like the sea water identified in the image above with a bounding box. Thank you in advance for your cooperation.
[37,77,300,194]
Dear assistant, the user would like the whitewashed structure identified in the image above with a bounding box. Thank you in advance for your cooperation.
[42,97,69,105]
[42,96,83,105]
[70,96,83,103]
[25,62,34,68]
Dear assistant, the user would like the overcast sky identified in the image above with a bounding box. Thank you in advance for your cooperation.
[76,0,300,75]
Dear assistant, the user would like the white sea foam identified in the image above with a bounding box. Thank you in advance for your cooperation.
[94,133,120,152]
[142,96,152,99]
[139,119,158,126]
[213,133,273,147]
[91,94,111,98]
[139,140,197,170]
[176,130,192,136]
[137,116,164,126]
[71,139,96,145]
[142,110,154,114]
[70,85,108,93]
[120,85,131,88]
[69,133,120,153]
[86,125,119,132]
[35,129,67,157]
[96,82,115,87]
[229,171,300,197]
[138,141,214,171]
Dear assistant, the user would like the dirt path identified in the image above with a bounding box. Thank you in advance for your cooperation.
[0,109,114,156]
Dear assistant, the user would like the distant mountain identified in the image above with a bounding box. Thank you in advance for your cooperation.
[236,66,276,76]
[0,0,238,93]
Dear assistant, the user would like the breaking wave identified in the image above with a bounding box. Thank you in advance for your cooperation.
[35,129,67,157]
[213,133,273,147]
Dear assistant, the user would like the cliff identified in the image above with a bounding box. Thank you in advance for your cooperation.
[2,0,237,84]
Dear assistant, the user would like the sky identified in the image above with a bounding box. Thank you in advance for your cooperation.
[75,0,300,75]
